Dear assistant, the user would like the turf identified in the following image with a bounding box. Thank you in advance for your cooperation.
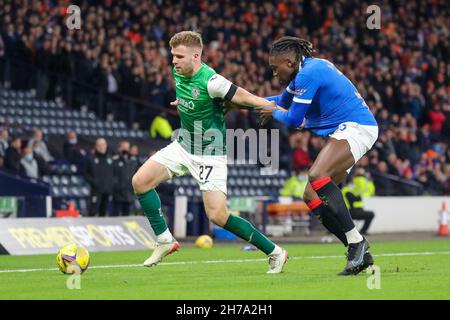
[1,240,449,300]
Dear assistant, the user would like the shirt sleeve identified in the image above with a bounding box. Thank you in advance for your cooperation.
[291,72,320,105]
[207,74,233,99]
[273,102,309,128]
[265,81,295,108]
[272,73,320,128]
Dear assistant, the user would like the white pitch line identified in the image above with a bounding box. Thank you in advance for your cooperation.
[1,251,450,274]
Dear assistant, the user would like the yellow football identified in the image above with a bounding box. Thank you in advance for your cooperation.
[195,235,214,249]
[56,244,90,274]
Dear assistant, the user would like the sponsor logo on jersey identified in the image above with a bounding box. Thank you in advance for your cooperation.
[192,86,200,99]
[178,98,195,110]
[287,87,307,95]
[296,88,307,96]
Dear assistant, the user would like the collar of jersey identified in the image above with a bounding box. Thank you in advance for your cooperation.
[299,56,310,72]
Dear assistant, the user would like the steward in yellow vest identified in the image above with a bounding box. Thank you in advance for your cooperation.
[342,171,375,235]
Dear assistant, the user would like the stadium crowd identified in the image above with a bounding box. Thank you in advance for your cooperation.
[0,0,449,196]
[0,124,145,216]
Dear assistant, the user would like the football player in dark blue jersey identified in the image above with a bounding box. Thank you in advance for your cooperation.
[257,37,379,275]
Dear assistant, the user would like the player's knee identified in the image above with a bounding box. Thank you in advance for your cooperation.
[132,173,152,194]
[308,168,331,183]
[131,174,141,192]
[308,171,320,182]
[208,210,227,227]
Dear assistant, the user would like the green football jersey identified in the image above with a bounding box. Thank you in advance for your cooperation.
[173,63,228,156]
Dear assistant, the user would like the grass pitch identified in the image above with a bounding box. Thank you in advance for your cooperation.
[1,240,449,300]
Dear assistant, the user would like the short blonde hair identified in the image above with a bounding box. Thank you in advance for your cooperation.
[169,31,203,49]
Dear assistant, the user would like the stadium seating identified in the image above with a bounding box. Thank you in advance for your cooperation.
[38,160,90,214]
[0,88,145,139]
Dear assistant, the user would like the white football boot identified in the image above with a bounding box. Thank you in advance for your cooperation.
[266,249,289,274]
[144,239,180,267]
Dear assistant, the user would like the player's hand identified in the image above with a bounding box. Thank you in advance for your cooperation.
[254,101,277,126]
[170,99,178,107]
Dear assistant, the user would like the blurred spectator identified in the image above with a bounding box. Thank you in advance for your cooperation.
[427,105,447,142]
[63,131,86,170]
[35,36,55,100]
[443,164,450,195]
[342,168,376,235]
[417,162,445,195]
[407,84,425,120]
[19,146,39,179]
[85,138,114,217]
[376,109,391,133]
[99,62,119,94]
[112,140,140,216]
[290,131,311,171]
[394,128,421,165]
[130,144,139,157]
[386,153,400,176]
[417,124,433,151]
[0,32,4,84]
[279,169,308,198]
[27,129,54,162]
[0,128,8,158]
[367,150,380,175]
[146,73,168,106]
[374,129,396,160]
[130,144,142,166]
[308,135,325,161]
[4,136,21,174]
[372,161,393,195]
[31,140,52,175]
[150,113,173,139]
[442,104,450,144]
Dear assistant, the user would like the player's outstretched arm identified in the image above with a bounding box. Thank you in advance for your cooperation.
[230,87,277,109]
[207,73,284,114]
[268,100,308,128]
[257,71,318,127]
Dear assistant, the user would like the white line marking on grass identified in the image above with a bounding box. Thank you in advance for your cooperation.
[1,251,450,274]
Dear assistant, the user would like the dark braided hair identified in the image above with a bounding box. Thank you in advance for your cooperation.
[270,36,315,65]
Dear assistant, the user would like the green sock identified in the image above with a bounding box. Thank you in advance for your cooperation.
[137,189,168,236]
[223,214,275,255]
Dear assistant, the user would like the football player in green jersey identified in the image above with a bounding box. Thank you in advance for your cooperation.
[132,31,287,274]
